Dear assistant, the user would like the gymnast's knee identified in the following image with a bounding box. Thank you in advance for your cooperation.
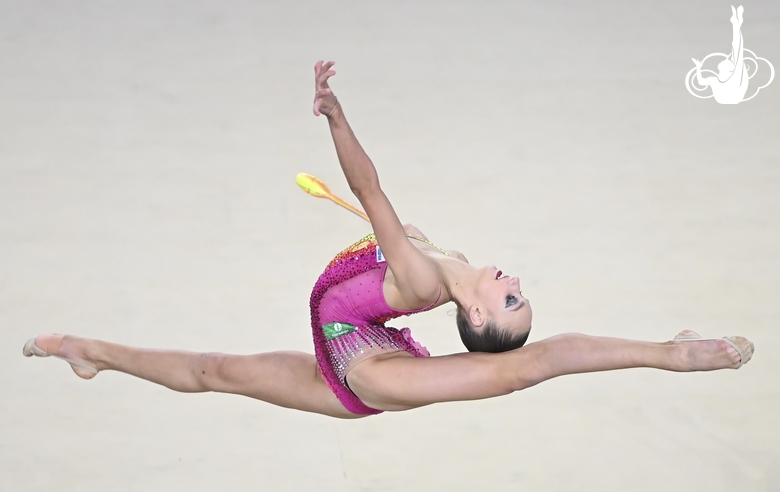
[505,345,548,392]
[193,352,231,392]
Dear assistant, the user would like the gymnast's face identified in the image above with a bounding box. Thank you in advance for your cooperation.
[475,266,533,337]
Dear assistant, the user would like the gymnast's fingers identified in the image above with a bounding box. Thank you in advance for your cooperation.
[317,69,336,90]
[314,60,323,82]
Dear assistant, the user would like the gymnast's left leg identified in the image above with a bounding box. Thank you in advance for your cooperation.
[346,331,754,412]
[23,334,362,419]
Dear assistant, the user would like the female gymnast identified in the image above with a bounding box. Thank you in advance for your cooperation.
[23,61,754,419]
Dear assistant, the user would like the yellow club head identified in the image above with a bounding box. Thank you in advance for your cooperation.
[296,173,331,198]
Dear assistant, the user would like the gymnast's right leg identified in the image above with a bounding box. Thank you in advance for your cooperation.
[24,334,362,419]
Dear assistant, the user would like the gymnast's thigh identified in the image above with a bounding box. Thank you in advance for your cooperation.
[345,350,522,412]
[223,351,366,419]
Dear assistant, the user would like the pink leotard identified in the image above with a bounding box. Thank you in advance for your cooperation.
[310,234,437,415]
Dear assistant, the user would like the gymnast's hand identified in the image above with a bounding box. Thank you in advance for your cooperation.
[313,60,339,117]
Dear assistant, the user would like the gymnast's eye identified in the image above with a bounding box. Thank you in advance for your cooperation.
[505,295,518,308]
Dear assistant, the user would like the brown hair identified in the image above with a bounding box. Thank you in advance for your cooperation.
[456,310,529,353]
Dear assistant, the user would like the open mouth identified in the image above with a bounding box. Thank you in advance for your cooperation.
[495,270,504,280]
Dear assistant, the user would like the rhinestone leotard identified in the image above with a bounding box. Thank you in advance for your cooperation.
[310,234,442,415]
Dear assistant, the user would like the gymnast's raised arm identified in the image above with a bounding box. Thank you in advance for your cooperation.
[312,61,440,309]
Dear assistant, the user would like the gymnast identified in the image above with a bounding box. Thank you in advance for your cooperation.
[23,61,754,419]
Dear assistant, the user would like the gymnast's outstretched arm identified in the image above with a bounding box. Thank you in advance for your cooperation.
[346,333,750,411]
[312,61,440,309]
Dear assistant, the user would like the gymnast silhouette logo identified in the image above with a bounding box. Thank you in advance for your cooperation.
[685,5,774,104]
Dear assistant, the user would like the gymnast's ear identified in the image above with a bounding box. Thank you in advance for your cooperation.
[469,305,485,328]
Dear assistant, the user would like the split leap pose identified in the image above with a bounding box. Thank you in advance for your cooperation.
[23,61,754,419]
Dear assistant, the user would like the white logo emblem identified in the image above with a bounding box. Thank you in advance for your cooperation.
[334,322,343,332]
[685,5,774,104]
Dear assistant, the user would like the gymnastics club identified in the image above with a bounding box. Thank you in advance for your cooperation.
[296,173,370,222]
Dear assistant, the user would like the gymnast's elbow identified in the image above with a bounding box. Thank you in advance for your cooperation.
[350,179,382,200]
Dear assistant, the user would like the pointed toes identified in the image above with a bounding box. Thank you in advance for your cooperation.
[22,338,48,358]
[724,336,754,368]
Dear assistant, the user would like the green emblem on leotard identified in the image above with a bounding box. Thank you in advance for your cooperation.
[323,322,357,340]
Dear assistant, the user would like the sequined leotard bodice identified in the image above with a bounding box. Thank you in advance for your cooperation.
[310,234,441,415]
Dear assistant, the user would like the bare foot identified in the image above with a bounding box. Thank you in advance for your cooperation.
[672,330,754,371]
[23,334,100,379]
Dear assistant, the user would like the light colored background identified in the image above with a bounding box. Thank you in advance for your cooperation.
[2,1,778,490]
